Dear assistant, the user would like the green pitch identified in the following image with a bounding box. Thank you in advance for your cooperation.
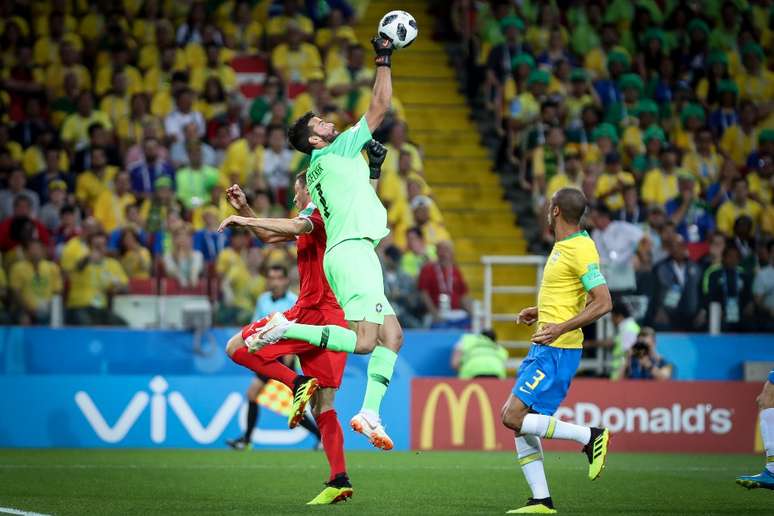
[0,450,771,515]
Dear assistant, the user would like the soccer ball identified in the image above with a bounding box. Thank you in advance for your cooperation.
[378,10,418,49]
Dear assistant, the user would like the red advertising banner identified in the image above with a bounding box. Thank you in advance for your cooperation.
[411,379,763,453]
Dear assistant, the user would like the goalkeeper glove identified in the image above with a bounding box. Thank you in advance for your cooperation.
[365,139,387,179]
[371,36,394,67]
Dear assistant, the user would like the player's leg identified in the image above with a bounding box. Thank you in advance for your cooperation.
[226,330,299,388]
[301,338,352,505]
[226,376,265,450]
[502,346,609,481]
[349,314,403,450]
[306,388,353,505]
[736,376,774,489]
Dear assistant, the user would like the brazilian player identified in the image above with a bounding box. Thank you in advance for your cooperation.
[501,188,612,515]
[249,36,402,450]
[736,370,774,489]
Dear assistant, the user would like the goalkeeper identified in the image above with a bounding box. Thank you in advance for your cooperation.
[252,36,402,451]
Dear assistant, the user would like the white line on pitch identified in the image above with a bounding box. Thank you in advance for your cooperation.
[0,507,52,516]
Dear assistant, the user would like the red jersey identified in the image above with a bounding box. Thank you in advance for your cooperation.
[295,203,341,311]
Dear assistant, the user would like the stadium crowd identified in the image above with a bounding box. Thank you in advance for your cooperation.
[0,0,463,328]
[451,0,774,332]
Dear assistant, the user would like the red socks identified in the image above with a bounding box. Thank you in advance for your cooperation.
[315,409,347,480]
[230,347,297,388]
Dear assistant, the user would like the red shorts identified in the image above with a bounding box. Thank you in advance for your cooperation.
[241,305,348,388]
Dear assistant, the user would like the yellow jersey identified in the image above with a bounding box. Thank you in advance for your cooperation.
[538,230,606,349]
[66,258,128,309]
[9,259,62,311]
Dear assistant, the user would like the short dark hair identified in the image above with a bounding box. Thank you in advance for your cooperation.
[481,329,497,342]
[267,123,285,137]
[554,188,587,224]
[267,264,289,278]
[592,202,612,219]
[287,112,316,154]
[407,226,423,239]
[87,122,105,137]
[296,170,307,186]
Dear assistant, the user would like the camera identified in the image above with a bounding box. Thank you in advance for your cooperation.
[632,340,650,357]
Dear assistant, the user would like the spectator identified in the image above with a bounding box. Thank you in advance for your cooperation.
[270,21,322,84]
[117,93,163,148]
[191,44,237,93]
[590,203,645,294]
[216,227,255,321]
[706,244,755,332]
[29,145,74,204]
[595,152,634,212]
[615,184,647,224]
[0,195,50,254]
[60,217,100,274]
[164,88,205,144]
[0,263,8,325]
[107,201,146,248]
[608,299,641,380]
[650,235,704,331]
[127,136,175,198]
[60,92,112,152]
[93,171,136,233]
[141,177,181,234]
[665,172,714,243]
[118,228,151,280]
[170,122,217,168]
[176,141,219,211]
[327,43,374,113]
[249,76,287,126]
[753,240,774,331]
[220,124,265,187]
[193,206,229,263]
[401,227,434,278]
[0,169,40,218]
[163,224,203,288]
[411,195,451,248]
[253,263,297,321]
[624,327,673,380]
[263,124,294,206]
[9,239,62,325]
[716,177,762,236]
[73,122,120,172]
[683,126,721,188]
[700,233,727,291]
[451,330,508,379]
[75,147,119,209]
[719,100,759,167]
[65,231,128,326]
[641,145,680,207]
[382,245,424,328]
[418,240,471,328]
[39,180,69,231]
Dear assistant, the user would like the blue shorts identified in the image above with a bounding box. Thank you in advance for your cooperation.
[768,370,774,384]
[513,344,582,416]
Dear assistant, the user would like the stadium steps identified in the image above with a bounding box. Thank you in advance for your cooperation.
[357,1,536,348]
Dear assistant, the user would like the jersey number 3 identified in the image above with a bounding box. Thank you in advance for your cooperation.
[525,370,546,390]
[315,183,330,218]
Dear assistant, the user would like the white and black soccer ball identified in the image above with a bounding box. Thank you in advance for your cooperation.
[378,10,418,49]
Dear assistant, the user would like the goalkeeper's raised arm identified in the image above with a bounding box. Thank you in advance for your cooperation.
[365,37,395,133]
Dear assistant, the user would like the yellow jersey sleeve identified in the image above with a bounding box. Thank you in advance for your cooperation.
[573,239,606,292]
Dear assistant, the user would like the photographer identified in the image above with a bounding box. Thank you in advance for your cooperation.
[624,327,673,380]
[451,330,508,379]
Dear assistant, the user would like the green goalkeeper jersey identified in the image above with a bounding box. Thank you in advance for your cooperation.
[306,116,389,250]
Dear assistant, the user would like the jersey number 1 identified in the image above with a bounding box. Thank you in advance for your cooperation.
[315,183,330,218]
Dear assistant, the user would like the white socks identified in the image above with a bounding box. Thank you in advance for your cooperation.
[515,435,549,499]
[761,408,774,473]
[521,413,591,445]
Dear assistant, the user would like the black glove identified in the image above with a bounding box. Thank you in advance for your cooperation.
[365,139,387,179]
[371,36,394,67]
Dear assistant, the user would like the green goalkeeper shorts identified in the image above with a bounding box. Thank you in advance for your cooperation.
[323,238,395,324]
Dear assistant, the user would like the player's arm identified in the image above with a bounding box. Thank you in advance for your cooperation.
[532,284,612,344]
[223,184,311,242]
[365,37,394,132]
[218,214,311,243]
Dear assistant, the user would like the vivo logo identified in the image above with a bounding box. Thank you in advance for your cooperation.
[74,376,308,445]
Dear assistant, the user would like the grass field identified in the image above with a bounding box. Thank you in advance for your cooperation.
[0,450,771,515]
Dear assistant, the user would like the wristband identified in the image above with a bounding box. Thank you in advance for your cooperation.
[375,54,391,67]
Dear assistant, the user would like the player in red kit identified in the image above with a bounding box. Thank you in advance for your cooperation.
[219,173,352,505]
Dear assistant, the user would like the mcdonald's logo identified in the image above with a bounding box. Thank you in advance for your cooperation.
[419,382,497,450]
